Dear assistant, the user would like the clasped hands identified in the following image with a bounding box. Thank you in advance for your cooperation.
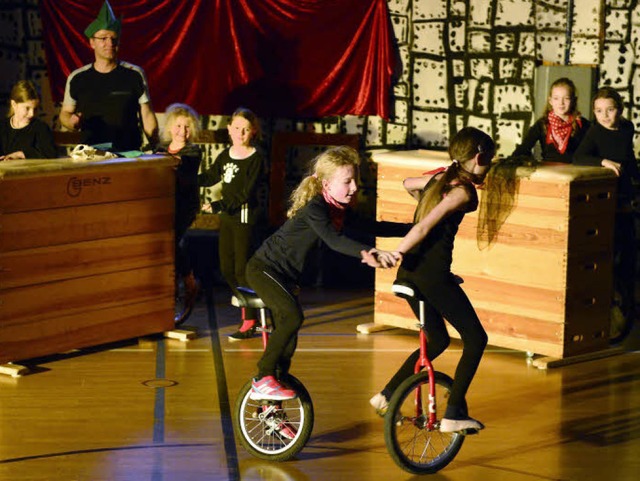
[360,248,402,269]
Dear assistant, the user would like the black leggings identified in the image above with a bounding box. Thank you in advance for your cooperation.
[246,257,303,378]
[219,216,257,319]
[382,274,487,419]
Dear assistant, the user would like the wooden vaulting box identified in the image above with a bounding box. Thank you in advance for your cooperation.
[371,150,617,359]
[0,155,177,364]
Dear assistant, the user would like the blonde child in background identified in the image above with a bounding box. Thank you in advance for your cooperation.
[199,107,265,341]
[157,103,203,311]
[511,77,589,163]
[0,80,57,160]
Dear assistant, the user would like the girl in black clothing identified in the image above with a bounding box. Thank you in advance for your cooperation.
[157,103,203,307]
[369,127,495,433]
[574,86,639,326]
[199,107,264,341]
[511,77,589,163]
[247,146,407,401]
[0,80,57,160]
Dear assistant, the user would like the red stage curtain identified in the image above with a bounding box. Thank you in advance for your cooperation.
[39,0,396,119]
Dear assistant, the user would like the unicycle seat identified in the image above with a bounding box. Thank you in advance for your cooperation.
[392,275,464,302]
[231,286,267,310]
[392,279,423,301]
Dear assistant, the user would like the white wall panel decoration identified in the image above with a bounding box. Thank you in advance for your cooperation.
[413,58,448,109]
[451,0,467,17]
[605,8,629,42]
[412,111,449,147]
[387,0,409,15]
[344,115,366,136]
[496,32,516,52]
[393,98,409,124]
[386,123,408,145]
[390,14,408,44]
[497,118,526,156]
[396,44,411,86]
[26,8,42,37]
[0,8,22,46]
[468,30,492,52]
[449,19,466,52]
[469,0,493,26]
[499,57,518,79]
[366,116,385,147]
[414,22,445,56]
[471,80,492,114]
[600,43,634,88]
[572,0,602,36]
[609,0,632,8]
[537,33,566,64]
[518,31,536,56]
[454,81,468,108]
[470,58,495,80]
[494,84,532,114]
[466,115,494,138]
[521,58,536,79]
[570,37,601,65]
[413,0,447,20]
[534,2,564,29]
[452,59,466,77]
[632,66,640,104]
[495,0,534,27]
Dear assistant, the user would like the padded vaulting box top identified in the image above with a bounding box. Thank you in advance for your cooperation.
[0,155,177,180]
[372,149,617,183]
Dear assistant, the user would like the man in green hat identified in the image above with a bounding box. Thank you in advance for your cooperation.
[60,0,158,151]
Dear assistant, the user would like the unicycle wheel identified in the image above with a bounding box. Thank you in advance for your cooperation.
[384,371,466,474]
[234,374,314,461]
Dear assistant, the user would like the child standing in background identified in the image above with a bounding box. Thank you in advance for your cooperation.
[156,103,203,315]
[199,107,265,341]
[0,80,57,160]
[574,86,639,327]
[511,77,589,163]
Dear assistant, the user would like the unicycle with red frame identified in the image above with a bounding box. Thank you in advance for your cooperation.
[383,278,474,474]
[232,287,314,461]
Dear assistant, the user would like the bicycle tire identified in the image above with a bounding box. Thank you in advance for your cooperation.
[235,374,314,461]
[384,371,466,474]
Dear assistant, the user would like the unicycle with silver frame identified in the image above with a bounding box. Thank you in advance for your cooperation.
[232,287,314,461]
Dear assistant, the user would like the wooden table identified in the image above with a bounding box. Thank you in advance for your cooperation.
[361,150,619,364]
[0,155,177,370]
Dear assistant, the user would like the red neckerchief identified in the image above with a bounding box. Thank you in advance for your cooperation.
[546,112,577,154]
[322,189,347,231]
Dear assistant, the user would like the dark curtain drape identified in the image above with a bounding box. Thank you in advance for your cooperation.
[40,0,396,118]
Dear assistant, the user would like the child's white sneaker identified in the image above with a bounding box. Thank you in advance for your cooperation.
[369,392,389,416]
[439,417,485,433]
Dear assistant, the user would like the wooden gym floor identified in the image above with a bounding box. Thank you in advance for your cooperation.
[1,286,639,481]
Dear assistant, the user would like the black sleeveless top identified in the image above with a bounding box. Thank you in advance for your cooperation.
[398,172,477,284]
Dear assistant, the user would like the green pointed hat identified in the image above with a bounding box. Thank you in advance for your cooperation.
[84,1,122,38]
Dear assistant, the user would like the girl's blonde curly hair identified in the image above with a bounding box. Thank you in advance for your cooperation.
[287,145,360,218]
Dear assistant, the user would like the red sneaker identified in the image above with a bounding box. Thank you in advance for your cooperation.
[275,421,297,440]
[250,376,297,400]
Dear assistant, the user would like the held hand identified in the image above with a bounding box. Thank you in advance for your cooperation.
[375,249,400,268]
[360,249,381,268]
[202,203,213,213]
[601,159,621,176]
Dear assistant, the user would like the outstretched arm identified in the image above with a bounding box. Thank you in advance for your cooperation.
[396,186,471,255]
